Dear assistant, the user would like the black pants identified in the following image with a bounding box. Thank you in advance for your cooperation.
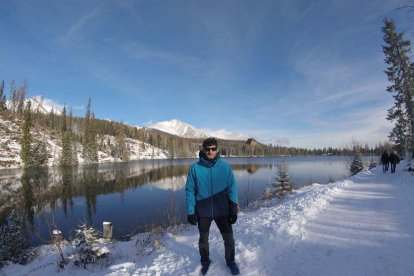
[198,217,235,265]
[391,162,396,173]
[383,163,389,172]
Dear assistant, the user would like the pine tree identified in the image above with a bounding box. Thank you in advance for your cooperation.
[62,105,67,132]
[68,108,78,164]
[382,18,414,158]
[9,80,17,112]
[60,105,74,166]
[168,140,175,159]
[273,163,293,199]
[0,80,6,111]
[114,125,130,161]
[30,141,48,167]
[69,108,73,130]
[17,82,27,115]
[349,147,364,176]
[0,210,31,264]
[82,97,98,163]
[389,111,407,155]
[60,131,73,166]
[48,108,56,129]
[20,101,32,167]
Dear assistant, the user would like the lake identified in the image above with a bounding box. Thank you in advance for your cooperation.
[0,156,375,246]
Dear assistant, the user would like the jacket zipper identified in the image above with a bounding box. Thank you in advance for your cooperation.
[210,166,213,217]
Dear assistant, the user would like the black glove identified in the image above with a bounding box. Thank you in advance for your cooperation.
[229,215,237,224]
[188,214,198,225]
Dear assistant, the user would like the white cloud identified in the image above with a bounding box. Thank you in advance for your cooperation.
[310,80,389,108]
[260,106,393,149]
[58,7,100,46]
[122,42,204,71]
[276,137,290,146]
[30,96,65,113]
[30,96,83,114]
[142,120,154,127]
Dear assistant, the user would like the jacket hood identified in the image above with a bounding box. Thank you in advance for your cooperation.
[198,150,220,167]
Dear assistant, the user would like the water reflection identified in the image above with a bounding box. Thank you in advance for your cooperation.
[0,156,359,246]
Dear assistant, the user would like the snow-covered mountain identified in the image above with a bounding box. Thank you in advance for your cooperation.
[148,119,211,139]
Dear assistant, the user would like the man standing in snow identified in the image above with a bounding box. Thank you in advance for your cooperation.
[389,151,399,173]
[380,150,390,173]
[185,137,240,275]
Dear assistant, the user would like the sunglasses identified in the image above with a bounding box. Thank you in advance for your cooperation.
[204,147,217,152]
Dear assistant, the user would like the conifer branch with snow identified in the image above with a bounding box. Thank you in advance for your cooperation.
[272,163,294,199]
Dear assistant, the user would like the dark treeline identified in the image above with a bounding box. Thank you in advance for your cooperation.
[0,80,391,167]
[218,139,390,157]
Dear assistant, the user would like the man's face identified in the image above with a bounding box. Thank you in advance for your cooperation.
[203,145,218,160]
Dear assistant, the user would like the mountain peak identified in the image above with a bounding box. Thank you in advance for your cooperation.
[149,119,210,139]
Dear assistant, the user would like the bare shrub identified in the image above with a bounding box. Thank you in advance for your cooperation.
[135,225,164,256]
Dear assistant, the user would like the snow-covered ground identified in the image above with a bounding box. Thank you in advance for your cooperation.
[2,162,414,276]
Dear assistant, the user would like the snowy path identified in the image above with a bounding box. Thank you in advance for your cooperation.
[256,168,414,276]
[290,170,414,276]
[3,165,414,276]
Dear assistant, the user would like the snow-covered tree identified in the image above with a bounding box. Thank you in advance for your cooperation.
[382,18,414,158]
[349,146,364,176]
[70,223,109,268]
[29,141,48,167]
[273,163,294,199]
[0,210,32,264]
[368,157,377,170]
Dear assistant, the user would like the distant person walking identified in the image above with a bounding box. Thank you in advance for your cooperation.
[389,151,399,173]
[380,150,390,173]
[185,137,240,275]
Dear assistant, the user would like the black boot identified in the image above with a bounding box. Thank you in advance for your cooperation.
[227,261,240,275]
[201,260,211,275]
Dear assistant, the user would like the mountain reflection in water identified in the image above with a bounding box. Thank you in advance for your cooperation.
[0,156,365,246]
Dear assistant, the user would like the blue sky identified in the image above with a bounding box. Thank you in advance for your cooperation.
[1,0,412,148]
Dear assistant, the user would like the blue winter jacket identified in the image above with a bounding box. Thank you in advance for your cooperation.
[185,152,238,218]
